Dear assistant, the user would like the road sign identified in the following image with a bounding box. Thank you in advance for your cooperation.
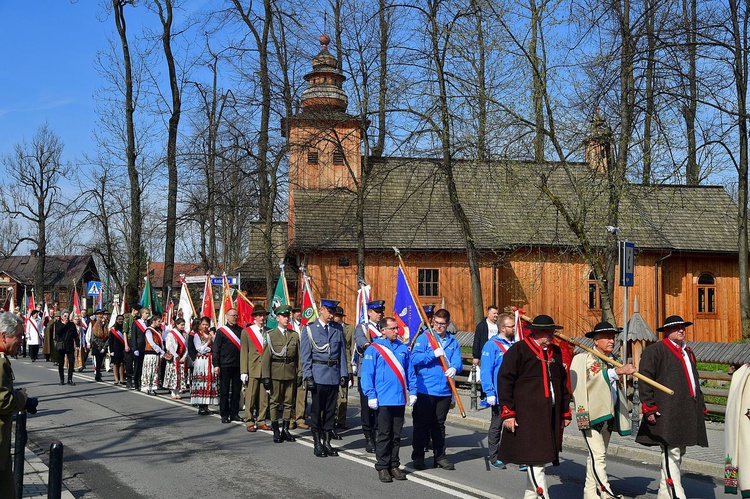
[87,281,102,296]
[618,241,635,287]
[211,277,238,286]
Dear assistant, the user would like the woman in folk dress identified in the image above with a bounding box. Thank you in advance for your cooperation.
[191,317,218,415]
[141,315,165,395]
[164,318,189,399]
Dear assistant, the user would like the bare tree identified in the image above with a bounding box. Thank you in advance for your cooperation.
[0,123,70,300]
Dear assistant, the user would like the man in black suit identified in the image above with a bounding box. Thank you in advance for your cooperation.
[471,305,500,366]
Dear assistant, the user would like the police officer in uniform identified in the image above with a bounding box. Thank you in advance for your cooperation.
[300,299,349,458]
[354,300,386,452]
[261,305,302,443]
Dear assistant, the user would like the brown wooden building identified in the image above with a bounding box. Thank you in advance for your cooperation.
[283,36,744,343]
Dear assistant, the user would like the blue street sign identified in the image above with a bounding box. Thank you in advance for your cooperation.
[211,277,238,286]
[619,241,635,287]
[87,281,102,296]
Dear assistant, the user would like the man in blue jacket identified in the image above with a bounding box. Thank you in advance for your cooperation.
[410,308,463,470]
[361,316,417,483]
[300,298,349,458]
[481,312,516,469]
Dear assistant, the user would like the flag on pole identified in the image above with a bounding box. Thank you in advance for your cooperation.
[27,292,35,317]
[266,267,289,329]
[42,301,50,324]
[217,274,234,326]
[108,301,119,328]
[393,266,421,344]
[355,282,370,326]
[164,299,175,329]
[200,274,216,327]
[300,274,318,326]
[73,287,86,329]
[236,291,254,328]
[139,276,152,311]
[177,278,196,328]
[121,293,128,314]
[2,287,12,312]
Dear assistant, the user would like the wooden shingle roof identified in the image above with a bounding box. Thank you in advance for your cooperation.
[291,158,739,253]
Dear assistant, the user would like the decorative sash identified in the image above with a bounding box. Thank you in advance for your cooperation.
[245,326,264,354]
[110,328,126,346]
[218,326,242,350]
[171,330,186,356]
[135,319,148,335]
[491,338,509,354]
[367,323,380,342]
[27,319,39,334]
[371,343,407,401]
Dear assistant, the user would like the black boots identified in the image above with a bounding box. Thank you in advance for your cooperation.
[272,422,282,443]
[312,431,327,457]
[364,430,376,453]
[281,421,296,442]
[331,427,342,440]
[323,431,339,457]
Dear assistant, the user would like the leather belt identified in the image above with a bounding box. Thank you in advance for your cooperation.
[312,359,339,366]
[272,358,294,364]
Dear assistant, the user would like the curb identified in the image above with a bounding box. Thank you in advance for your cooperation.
[23,447,76,499]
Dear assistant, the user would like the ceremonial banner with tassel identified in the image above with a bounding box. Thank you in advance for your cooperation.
[394,248,466,418]
[200,274,216,327]
[355,281,370,326]
[267,262,290,329]
[217,274,234,326]
[300,270,318,326]
[177,277,196,328]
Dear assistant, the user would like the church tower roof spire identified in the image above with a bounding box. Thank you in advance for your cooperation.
[300,34,348,112]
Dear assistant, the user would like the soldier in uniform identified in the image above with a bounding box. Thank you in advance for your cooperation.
[300,298,349,458]
[332,306,354,437]
[291,307,308,429]
[213,308,244,424]
[241,306,271,431]
[354,300,386,452]
[261,305,302,443]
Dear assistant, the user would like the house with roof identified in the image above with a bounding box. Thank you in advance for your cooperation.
[0,253,100,311]
[281,36,745,343]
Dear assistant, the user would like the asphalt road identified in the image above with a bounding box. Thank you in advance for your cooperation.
[11,357,733,499]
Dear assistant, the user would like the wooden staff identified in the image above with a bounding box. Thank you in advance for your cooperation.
[394,248,466,418]
[554,331,674,396]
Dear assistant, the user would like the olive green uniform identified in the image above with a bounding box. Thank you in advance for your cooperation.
[261,326,301,421]
[1,352,28,498]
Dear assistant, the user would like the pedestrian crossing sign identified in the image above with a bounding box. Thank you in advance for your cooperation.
[87,281,102,296]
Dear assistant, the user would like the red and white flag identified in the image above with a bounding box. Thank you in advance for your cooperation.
[201,274,216,327]
[73,287,87,329]
[236,292,254,328]
[217,274,234,326]
[300,275,317,326]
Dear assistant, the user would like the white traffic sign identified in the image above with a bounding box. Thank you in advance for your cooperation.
[87,281,102,296]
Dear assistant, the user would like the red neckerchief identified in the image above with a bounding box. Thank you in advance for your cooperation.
[524,336,553,398]
[662,338,696,397]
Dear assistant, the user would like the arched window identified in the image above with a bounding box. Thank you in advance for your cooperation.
[697,273,716,314]
[588,271,601,310]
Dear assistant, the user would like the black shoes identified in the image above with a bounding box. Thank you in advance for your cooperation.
[364,430,376,453]
[198,406,210,416]
[67,380,76,386]
[59,380,65,386]
[412,458,426,470]
[281,421,296,442]
[390,467,407,480]
[230,414,244,422]
[221,416,230,423]
[272,422,282,443]
[378,469,393,483]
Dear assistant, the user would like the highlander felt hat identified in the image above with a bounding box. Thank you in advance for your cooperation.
[585,321,620,339]
[252,305,268,316]
[528,314,563,330]
[334,306,346,316]
[656,315,693,332]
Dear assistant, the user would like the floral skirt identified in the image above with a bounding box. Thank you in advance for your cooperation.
[140,354,160,392]
[191,354,218,405]
[164,360,188,392]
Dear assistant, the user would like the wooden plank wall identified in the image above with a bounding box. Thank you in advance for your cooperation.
[300,249,742,343]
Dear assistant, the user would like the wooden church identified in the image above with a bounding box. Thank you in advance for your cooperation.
[282,35,744,343]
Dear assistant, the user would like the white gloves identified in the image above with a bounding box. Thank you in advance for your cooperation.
[368,398,379,410]
[444,367,456,378]
[409,395,417,407]
[486,395,496,406]
[348,377,355,388]
[241,374,249,384]
[433,347,445,358]
[134,350,140,357]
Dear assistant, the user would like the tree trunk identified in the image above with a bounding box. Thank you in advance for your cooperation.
[643,0,655,185]
[113,0,144,307]
[530,0,545,163]
[683,0,699,185]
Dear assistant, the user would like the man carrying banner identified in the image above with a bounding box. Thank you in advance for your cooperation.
[361,316,417,483]
[498,314,572,499]
[333,306,355,436]
[481,312,516,470]
[354,300,386,453]
[300,299,349,458]
[241,306,271,431]
[213,308,244,424]
[411,308,463,471]
[261,305,301,443]
[571,321,635,498]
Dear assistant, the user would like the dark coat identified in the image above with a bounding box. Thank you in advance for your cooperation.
[214,323,243,368]
[53,321,79,353]
[108,324,126,359]
[472,320,492,360]
[129,319,148,352]
[497,338,571,466]
[635,339,708,448]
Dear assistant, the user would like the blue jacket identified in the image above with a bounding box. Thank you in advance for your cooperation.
[360,337,416,406]
[480,336,514,400]
[411,332,463,396]
[300,319,349,385]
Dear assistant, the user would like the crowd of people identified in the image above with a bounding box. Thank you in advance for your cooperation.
[2,296,749,498]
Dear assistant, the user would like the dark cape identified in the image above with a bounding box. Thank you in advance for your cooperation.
[497,337,571,466]
[635,339,708,448]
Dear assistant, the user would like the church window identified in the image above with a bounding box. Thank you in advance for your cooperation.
[307,150,319,164]
[588,271,601,310]
[697,273,716,314]
[332,147,345,165]
[418,269,439,297]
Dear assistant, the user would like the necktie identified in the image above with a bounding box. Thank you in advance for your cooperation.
[324,324,329,336]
